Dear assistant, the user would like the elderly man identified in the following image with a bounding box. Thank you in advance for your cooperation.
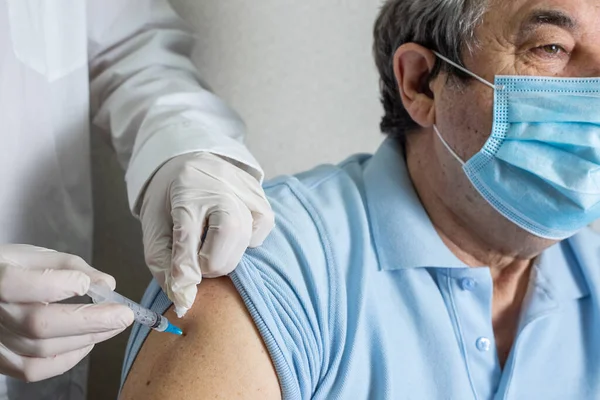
[120,0,600,398]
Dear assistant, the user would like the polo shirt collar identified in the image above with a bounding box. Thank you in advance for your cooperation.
[363,139,466,271]
[363,139,590,301]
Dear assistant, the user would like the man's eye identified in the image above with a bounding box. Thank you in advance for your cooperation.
[535,44,567,56]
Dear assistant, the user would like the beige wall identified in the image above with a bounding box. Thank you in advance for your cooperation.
[88,1,385,398]
[176,0,385,177]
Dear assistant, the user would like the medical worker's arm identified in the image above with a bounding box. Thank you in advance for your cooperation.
[87,0,274,316]
[119,278,281,400]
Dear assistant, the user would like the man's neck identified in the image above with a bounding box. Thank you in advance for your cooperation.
[404,135,548,273]
[405,138,539,366]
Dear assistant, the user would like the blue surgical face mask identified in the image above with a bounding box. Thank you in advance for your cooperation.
[432,51,600,239]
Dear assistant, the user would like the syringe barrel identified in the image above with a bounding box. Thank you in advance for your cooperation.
[87,283,162,329]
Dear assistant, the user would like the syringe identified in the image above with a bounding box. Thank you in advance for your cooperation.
[87,283,183,336]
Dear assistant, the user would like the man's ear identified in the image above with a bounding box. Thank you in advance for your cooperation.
[393,43,437,128]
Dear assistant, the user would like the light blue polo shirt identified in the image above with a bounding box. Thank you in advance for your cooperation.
[122,139,600,399]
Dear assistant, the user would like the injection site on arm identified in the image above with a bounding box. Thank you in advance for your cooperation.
[120,278,281,400]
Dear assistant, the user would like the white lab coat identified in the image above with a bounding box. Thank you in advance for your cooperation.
[0,0,261,398]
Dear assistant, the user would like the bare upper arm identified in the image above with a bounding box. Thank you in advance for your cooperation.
[120,277,282,400]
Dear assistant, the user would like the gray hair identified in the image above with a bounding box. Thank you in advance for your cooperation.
[373,0,489,140]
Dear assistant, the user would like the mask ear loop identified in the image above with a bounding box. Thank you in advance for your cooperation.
[433,125,465,165]
[432,51,505,91]
[431,51,504,164]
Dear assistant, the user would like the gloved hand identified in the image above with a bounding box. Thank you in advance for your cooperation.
[0,245,134,382]
[140,152,274,318]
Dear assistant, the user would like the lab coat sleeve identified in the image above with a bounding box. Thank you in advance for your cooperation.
[88,0,263,215]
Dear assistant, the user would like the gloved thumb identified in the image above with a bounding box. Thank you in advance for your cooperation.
[168,205,205,317]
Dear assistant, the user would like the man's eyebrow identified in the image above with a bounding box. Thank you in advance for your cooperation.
[518,9,579,36]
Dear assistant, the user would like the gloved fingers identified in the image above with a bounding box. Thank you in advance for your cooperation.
[224,174,274,249]
[0,302,134,339]
[170,205,205,282]
[247,197,275,248]
[168,205,206,315]
[0,324,125,358]
[0,266,92,304]
[223,206,257,274]
[0,343,94,382]
[199,203,253,277]
[0,245,116,301]
[143,233,172,291]
[181,152,273,248]
[0,245,116,291]
[140,194,174,290]
[142,222,172,289]
[2,320,125,358]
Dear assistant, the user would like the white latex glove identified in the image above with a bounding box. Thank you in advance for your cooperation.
[140,152,274,317]
[0,245,134,382]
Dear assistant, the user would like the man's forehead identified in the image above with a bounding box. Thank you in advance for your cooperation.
[488,0,600,35]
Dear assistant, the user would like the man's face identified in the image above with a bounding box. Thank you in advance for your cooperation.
[407,0,600,254]
[437,0,600,163]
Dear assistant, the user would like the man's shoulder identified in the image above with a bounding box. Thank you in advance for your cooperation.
[229,153,376,396]
[261,153,372,218]
[253,153,374,273]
